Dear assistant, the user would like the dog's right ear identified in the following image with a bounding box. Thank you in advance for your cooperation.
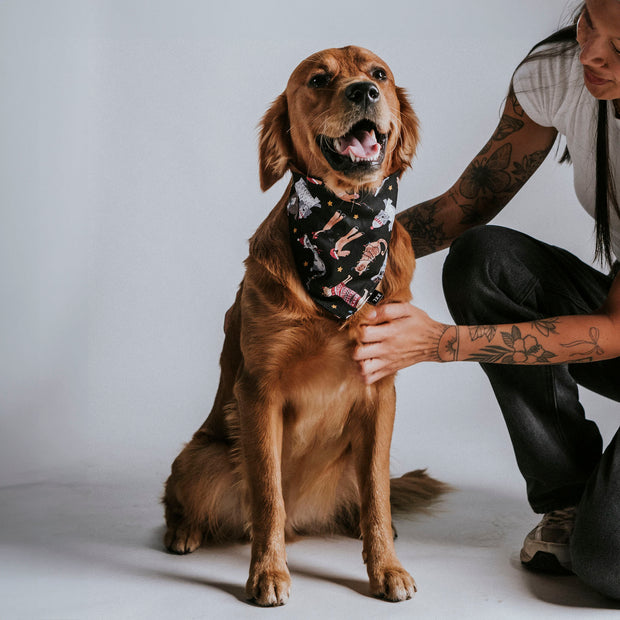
[258,93,293,192]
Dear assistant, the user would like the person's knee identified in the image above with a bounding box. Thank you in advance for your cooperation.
[571,518,620,599]
[442,225,519,323]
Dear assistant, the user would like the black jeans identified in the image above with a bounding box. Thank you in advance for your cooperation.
[442,225,620,600]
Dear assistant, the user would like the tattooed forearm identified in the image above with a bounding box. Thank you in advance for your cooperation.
[469,325,497,342]
[561,327,604,357]
[447,190,488,227]
[531,318,559,336]
[397,198,449,257]
[464,326,557,364]
[437,325,459,362]
[436,317,613,365]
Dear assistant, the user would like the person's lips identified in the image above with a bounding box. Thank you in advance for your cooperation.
[583,66,611,86]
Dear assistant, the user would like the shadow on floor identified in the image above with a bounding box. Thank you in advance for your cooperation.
[2,476,619,610]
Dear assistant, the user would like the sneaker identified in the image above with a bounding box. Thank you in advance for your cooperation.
[520,507,576,574]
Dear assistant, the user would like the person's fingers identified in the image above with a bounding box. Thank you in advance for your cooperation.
[352,341,384,361]
[357,357,387,381]
[359,313,406,343]
[358,324,386,344]
[360,361,393,385]
[362,302,412,325]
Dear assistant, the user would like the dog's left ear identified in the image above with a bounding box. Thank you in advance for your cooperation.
[258,93,293,191]
[392,86,420,176]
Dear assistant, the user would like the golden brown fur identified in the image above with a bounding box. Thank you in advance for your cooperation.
[163,45,447,606]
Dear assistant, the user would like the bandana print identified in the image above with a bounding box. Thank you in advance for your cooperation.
[287,172,398,320]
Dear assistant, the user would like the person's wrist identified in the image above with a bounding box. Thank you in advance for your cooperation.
[435,324,459,362]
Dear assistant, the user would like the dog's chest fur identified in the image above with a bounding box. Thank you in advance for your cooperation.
[281,324,369,442]
[238,190,405,457]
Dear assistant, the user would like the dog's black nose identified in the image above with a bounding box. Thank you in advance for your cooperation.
[345,82,380,107]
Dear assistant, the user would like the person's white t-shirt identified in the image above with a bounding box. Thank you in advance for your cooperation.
[512,45,620,262]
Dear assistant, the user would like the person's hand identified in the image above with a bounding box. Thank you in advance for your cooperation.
[353,302,452,384]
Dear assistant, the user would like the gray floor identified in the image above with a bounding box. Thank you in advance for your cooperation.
[3,461,620,620]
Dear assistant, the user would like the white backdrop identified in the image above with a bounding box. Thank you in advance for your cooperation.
[1,0,616,488]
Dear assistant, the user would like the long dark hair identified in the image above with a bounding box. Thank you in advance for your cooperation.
[513,8,619,267]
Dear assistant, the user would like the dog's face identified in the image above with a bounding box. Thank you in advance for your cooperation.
[259,46,419,197]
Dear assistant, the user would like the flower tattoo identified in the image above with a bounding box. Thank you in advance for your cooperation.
[466,326,556,364]
[460,143,512,199]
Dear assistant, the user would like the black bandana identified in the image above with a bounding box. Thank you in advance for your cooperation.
[287,172,398,320]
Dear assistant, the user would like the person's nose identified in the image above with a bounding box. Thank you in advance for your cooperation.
[580,33,609,68]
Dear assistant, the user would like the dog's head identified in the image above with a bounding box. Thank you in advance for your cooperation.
[259,46,419,197]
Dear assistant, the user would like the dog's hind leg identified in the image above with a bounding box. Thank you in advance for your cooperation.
[163,434,246,553]
[196,285,244,443]
[163,285,248,554]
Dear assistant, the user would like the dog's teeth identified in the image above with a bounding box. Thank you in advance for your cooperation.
[346,148,382,164]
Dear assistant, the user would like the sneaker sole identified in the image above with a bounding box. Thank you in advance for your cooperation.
[520,550,573,575]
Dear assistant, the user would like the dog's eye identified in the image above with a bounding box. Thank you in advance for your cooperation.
[371,68,387,81]
[308,73,332,88]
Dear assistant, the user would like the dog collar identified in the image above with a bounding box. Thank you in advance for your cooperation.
[287,173,398,320]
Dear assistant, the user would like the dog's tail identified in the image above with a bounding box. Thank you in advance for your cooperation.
[390,469,452,515]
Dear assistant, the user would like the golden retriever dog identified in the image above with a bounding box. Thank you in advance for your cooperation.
[163,45,447,607]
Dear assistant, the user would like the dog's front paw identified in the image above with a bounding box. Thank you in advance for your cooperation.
[246,566,291,606]
[370,566,417,602]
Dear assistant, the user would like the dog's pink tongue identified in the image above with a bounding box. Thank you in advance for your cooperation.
[337,130,380,158]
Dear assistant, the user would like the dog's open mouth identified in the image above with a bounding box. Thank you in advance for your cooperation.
[317,120,387,174]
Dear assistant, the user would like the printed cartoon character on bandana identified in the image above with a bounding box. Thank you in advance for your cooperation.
[354,239,388,275]
[287,173,398,320]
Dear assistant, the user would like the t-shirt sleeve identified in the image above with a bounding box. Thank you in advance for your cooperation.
[511,48,575,128]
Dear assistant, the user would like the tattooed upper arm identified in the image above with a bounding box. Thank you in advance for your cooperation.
[398,88,558,256]
[454,89,558,224]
